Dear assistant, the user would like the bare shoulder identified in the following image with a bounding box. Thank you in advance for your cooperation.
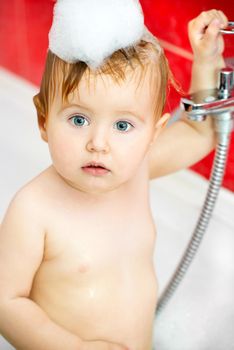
[1,166,56,234]
[0,168,56,299]
[10,166,56,209]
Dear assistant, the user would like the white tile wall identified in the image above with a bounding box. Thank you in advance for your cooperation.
[1,68,234,350]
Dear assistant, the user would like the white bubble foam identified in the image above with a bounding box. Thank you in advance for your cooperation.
[49,0,145,68]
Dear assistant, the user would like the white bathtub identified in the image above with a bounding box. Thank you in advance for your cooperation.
[1,68,234,350]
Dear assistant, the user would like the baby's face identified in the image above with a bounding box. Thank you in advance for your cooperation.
[43,67,161,194]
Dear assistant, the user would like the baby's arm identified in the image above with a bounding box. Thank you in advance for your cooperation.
[149,10,228,179]
[0,190,83,350]
[0,190,127,350]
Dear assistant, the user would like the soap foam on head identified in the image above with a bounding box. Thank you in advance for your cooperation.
[49,0,145,69]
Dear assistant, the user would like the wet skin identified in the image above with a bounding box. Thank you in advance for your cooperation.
[27,66,164,349]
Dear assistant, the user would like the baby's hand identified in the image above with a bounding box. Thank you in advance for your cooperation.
[81,339,129,350]
[188,9,228,64]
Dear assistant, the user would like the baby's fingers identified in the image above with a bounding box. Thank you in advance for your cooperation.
[110,345,129,350]
[82,340,129,350]
[217,10,228,28]
[189,9,228,42]
[202,18,223,46]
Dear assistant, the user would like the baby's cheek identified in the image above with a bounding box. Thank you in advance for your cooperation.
[48,137,74,171]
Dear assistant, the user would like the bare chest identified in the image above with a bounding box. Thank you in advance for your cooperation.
[43,200,155,264]
[30,203,157,348]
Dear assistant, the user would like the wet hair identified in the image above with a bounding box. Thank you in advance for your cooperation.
[33,40,177,130]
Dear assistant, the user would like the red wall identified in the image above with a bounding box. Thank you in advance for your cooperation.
[141,1,234,191]
[0,0,233,190]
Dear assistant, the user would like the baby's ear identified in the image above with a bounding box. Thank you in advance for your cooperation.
[155,113,170,130]
[151,113,170,144]
[38,115,48,142]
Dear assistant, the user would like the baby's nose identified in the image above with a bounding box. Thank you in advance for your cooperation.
[86,127,110,153]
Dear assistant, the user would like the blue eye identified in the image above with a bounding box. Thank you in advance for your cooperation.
[70,115,89,127]
[115,121,133,132]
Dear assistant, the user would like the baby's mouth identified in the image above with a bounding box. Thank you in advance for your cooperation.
[83,162,109,169]
[82,162,110,176]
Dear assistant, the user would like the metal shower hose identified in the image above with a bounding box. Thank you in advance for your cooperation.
[156,134,231,315]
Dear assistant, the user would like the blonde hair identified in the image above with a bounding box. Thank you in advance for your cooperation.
[34,40,177,129]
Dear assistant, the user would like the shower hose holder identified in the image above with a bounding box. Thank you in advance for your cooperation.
[181,67,234,140]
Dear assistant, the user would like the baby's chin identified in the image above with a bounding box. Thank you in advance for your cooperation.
[59,173,127,197]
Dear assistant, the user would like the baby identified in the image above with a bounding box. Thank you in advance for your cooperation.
[0,5,228,350]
